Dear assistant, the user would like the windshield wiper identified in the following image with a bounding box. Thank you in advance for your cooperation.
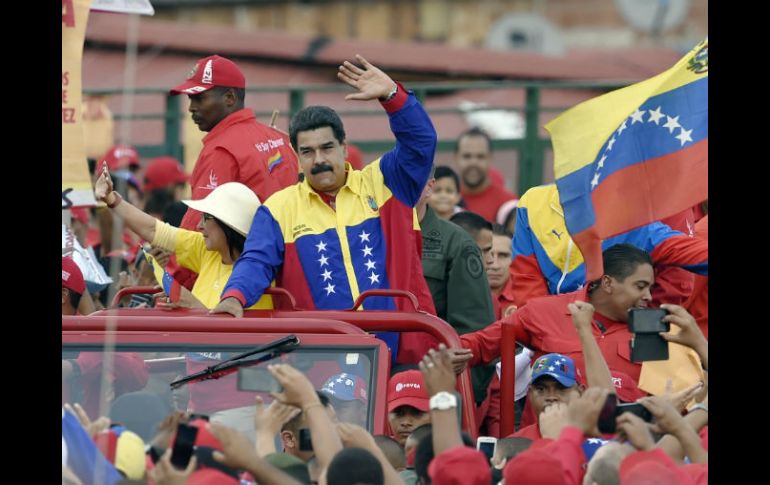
[170,335,300,390]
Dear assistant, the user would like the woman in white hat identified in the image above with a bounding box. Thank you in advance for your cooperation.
[94,162,271,309]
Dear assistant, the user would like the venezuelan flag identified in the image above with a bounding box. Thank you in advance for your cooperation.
[546,39,708,281]
[143,248,181,302]
[267,151,283,172]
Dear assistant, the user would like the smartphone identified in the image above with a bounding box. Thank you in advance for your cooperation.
[627,308,670,334]
[188,413,209,422]
[299,428,313,452]
[171,423,198,470]
[616,402,653,422]
[237,367,283,393]
[630,333,669,362]
[597,393,619,434]
[476,437,497,462]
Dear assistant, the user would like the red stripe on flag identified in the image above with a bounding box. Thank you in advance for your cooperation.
[578,138,707,281]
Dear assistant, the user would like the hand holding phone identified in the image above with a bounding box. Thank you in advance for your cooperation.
[628,308,671,362]
[171,423,198,470]
[476,436,497,462]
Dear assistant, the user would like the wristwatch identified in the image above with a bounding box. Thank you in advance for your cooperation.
[429,391,457,411]
[379,84,398,102]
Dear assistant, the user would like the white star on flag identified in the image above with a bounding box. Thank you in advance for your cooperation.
[607,137,616,150]
[318,254,329,267]
[321,269,332,281]
[365,259,376,271]
[359,231,370,243]
[675,128,693,146]
[316,240,327,252]
[591,172,600,189]
[617,120,628,135]
[630,108,645,124]
[362,245,373,257]
[336,378,344,383]
[597,154,607,169]
[548,366,555,371]
[663,115,681,134]
[647,106,665,125]
[345,379,353,386]
[324,283,336,295]
[369,272,380,284]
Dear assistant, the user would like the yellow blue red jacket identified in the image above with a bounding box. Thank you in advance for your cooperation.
[511,184,708,305]
[222,90,438,361]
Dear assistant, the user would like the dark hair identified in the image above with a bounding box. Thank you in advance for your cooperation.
[503,205,518,232]
[406,423,432,448]
[455,127,492,153]
[450,211,493,237]
[492,223,512,238]
[162,201,188,228]
[374,435,405,471]
[495,437,533,461]
[289,106,346,151]
[144,189,174,216]
[414,431,474,484]
[588,243,653,292]
[67,288,83,310]
[326,448,384,485]
[282,391,331,434]
[212,86,245,107]
[434,165,460,192]
[212,217,246,261]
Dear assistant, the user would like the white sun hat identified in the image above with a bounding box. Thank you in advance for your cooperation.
[183,182,261,237]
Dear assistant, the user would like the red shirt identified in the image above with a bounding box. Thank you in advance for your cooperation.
[652,208,696,306]
[460,289,642,382]
[511,421,543,440]
[428,446,491,485]
[492,275,517,320]
[180,108,299,231]
[461,184,517,222]
[685,216,708,338]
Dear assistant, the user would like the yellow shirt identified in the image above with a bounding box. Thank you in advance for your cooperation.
[153,220,272,310]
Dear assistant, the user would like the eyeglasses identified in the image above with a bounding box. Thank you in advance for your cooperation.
[202,213,215,222]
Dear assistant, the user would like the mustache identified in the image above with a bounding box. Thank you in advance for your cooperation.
[311,164,334,175]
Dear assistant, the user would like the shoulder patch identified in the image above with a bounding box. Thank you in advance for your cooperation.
[462,245,484,279]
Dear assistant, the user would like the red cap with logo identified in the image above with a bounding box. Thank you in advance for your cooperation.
[62,257,86,295]
[611,370,648,403]
[387,370,430,413]
[170,55,246,95]
[101,144,140,172]
[143,156,189,192]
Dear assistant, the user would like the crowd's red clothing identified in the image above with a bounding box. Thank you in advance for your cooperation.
[460,289,643,382]
[685,216,708,338]
[510,421,543,440]
[476,373,501,437]
[652,208,696,306]
[491,274,517,320]
[461,183,517,222]
[428,446,491,485]
[179,108,299,231]
[63,353,149,419]
[503,426,585,485]
[620,448,706,485]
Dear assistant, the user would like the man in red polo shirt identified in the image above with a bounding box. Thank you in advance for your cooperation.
[451,243,660,383]
[455,127,517,222]
[169,54,300,287]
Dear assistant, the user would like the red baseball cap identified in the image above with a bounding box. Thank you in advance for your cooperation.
[70,207,90,225]
[611,370,648,403]
[428,446,491,485]
[62,257,86,295]
[143,156,189,192]
[387,370,430,413]
[619,450,686,485]
[101,144,140,172]
[503,448,567,485]
[170,55,246,95]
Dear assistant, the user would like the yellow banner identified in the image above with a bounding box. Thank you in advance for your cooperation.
[62,0,96,208]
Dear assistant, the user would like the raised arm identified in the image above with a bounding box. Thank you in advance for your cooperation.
[567,301,615,393]
[339,54,437,207]
[94,161,158,243]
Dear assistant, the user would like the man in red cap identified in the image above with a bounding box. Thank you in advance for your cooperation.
[170,54,299,230]
[169,54,299,288]
[62,256,86,315]
[387,370,431,446]
[143,156,189,201]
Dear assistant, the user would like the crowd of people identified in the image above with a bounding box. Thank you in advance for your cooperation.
[62,53,708,484]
